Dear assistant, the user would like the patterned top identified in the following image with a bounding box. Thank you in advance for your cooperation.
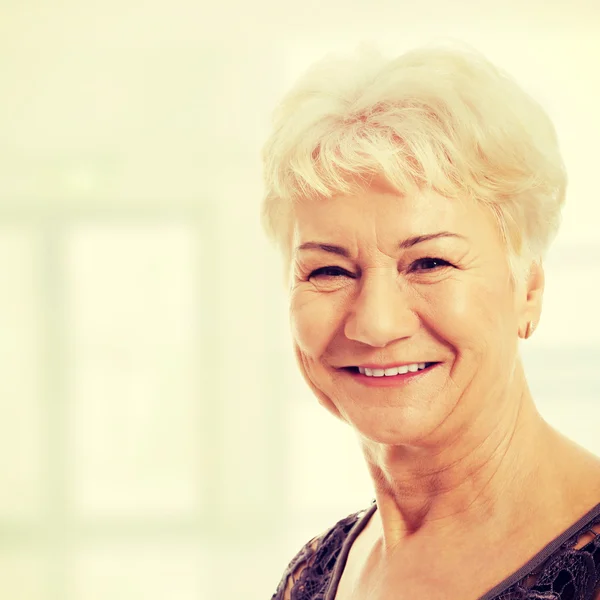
[271,501,600,600]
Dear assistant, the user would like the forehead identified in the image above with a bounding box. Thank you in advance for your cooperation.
[292,186,497,246]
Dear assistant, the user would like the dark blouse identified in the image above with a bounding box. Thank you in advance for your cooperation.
[271,501,600,600]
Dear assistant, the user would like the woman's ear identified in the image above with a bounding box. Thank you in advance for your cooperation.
[518,260,545,339]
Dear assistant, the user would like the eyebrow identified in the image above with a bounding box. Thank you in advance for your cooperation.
[296,232,466,257]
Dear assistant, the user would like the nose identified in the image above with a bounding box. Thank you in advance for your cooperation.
[343,270,419,348]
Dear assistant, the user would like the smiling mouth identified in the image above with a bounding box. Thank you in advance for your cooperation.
[342,362,439,377]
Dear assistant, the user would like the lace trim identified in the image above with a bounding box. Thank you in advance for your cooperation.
[271,511,364,600]
[271,507,600,600]
[493,521,600,599]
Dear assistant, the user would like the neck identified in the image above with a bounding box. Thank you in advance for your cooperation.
[360,379,561,550]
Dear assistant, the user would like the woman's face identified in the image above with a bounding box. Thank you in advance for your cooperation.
[289,181,542,446]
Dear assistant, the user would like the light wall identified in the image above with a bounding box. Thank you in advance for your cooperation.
[1,1,599,599]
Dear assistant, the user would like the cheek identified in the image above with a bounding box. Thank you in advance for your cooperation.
[290,292,346,357]
[422,277,515,344]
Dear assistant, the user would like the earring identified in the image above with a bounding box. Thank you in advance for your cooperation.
[524,321,535,339]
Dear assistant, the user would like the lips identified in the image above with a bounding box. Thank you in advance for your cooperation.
[339,362,440,386]
[360,363,429,376]
[341,362,439,372]
[355,362,432,369]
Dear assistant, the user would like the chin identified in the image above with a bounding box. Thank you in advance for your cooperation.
[345,406,449,447]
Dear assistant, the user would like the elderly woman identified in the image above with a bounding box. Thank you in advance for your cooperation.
[260,44,600,600]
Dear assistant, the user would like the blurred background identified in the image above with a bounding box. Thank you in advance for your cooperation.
[1,1,599,598]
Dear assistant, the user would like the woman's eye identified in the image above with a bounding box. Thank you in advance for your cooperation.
[308,266,353,279]
[410,257,451,271]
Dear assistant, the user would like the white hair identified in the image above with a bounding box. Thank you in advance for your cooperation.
[260,43,567,284]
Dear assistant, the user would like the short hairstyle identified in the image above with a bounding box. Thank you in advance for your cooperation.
[260,43,567,284]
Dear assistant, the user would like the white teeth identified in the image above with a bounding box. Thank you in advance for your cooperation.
[358,363,428,377]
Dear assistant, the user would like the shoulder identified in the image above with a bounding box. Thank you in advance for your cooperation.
[508,502,600,600]
[271,504,373,600]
